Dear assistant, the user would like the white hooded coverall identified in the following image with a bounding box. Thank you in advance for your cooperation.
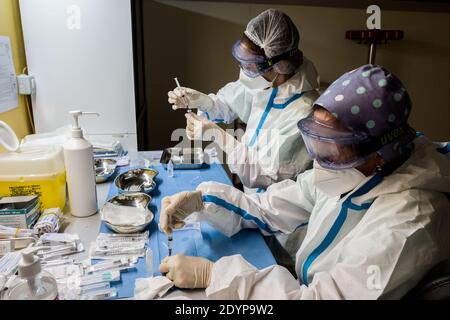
[191,137,450,299]
[201,57,319,189]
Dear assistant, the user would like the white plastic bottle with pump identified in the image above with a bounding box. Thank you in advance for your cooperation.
[4,247,58,300]
[64,111,99,217]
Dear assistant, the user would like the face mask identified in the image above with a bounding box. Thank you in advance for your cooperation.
[239,69,278,91]
[312,161,367,197]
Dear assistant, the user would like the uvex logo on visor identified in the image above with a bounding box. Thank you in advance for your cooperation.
[359,124,415,155]
[379,125,414,146]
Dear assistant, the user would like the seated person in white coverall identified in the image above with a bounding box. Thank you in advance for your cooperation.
[167,9,319,191]
[159,65,450,299]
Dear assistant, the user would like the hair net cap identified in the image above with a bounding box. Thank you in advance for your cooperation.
[245,9,299,59]
[313,64,415,161]
[244,9,302,75]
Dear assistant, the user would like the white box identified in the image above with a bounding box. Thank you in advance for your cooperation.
[0,195,41,229]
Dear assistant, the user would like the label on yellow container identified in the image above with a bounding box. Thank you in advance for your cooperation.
[0,171,66,211]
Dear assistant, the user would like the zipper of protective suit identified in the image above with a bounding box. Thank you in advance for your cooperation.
[247,87,304,147]
[300,173,384,286]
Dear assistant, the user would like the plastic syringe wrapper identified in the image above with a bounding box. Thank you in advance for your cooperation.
[33,208,64,236]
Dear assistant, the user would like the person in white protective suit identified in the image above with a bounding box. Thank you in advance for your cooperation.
[159,65,450,300]
[167,9,320,191]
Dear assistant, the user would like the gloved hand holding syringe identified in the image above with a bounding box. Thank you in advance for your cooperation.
[159,191,204,257]
[168,80,215,112]
[173,78,191,112]
[158,192,213,289]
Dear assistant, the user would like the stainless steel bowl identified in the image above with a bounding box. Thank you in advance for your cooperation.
[114,168,158,194]
[102,192,154,233]
[95,158,117,183]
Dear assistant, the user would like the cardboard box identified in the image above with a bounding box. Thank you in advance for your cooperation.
[0,195,41,229]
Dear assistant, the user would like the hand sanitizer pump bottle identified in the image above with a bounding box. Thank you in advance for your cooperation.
[4,248,58,300]
[63,110,99,217]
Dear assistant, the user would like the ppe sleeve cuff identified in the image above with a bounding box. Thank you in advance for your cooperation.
[205,254,257,299]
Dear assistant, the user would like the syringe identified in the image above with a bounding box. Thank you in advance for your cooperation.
[167,234,173,256]
[174,77,191,112]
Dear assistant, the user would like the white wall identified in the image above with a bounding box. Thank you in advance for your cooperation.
[19,0,137,150]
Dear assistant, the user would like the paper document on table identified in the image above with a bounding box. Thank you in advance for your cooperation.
[0,36,18,113]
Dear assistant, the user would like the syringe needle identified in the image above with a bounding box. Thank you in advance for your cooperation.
[174,77,181,88]
[167,234,173,257]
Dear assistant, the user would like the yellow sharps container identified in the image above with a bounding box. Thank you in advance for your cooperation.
[0,145,66,210]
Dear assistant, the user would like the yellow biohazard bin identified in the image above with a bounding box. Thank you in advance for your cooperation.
[0,145,66,210]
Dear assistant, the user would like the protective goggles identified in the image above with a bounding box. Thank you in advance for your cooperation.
[231,39,298,78]
[298,116,415,170]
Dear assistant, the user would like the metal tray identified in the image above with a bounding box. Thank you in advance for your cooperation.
[103,193,153,234]
[160,147,208,170]
[94,158,117,183]
[114,168,158,194]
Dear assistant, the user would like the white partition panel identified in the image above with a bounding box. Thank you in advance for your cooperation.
[19,0,137,151]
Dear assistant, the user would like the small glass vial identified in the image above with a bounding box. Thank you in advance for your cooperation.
[167,159,174,177]
[145,248,153,277]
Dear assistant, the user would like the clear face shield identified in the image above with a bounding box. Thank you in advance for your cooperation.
[298,113,416,170]
[231,39,298,78]
[231,39,268,78]
[298,116,372,170]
